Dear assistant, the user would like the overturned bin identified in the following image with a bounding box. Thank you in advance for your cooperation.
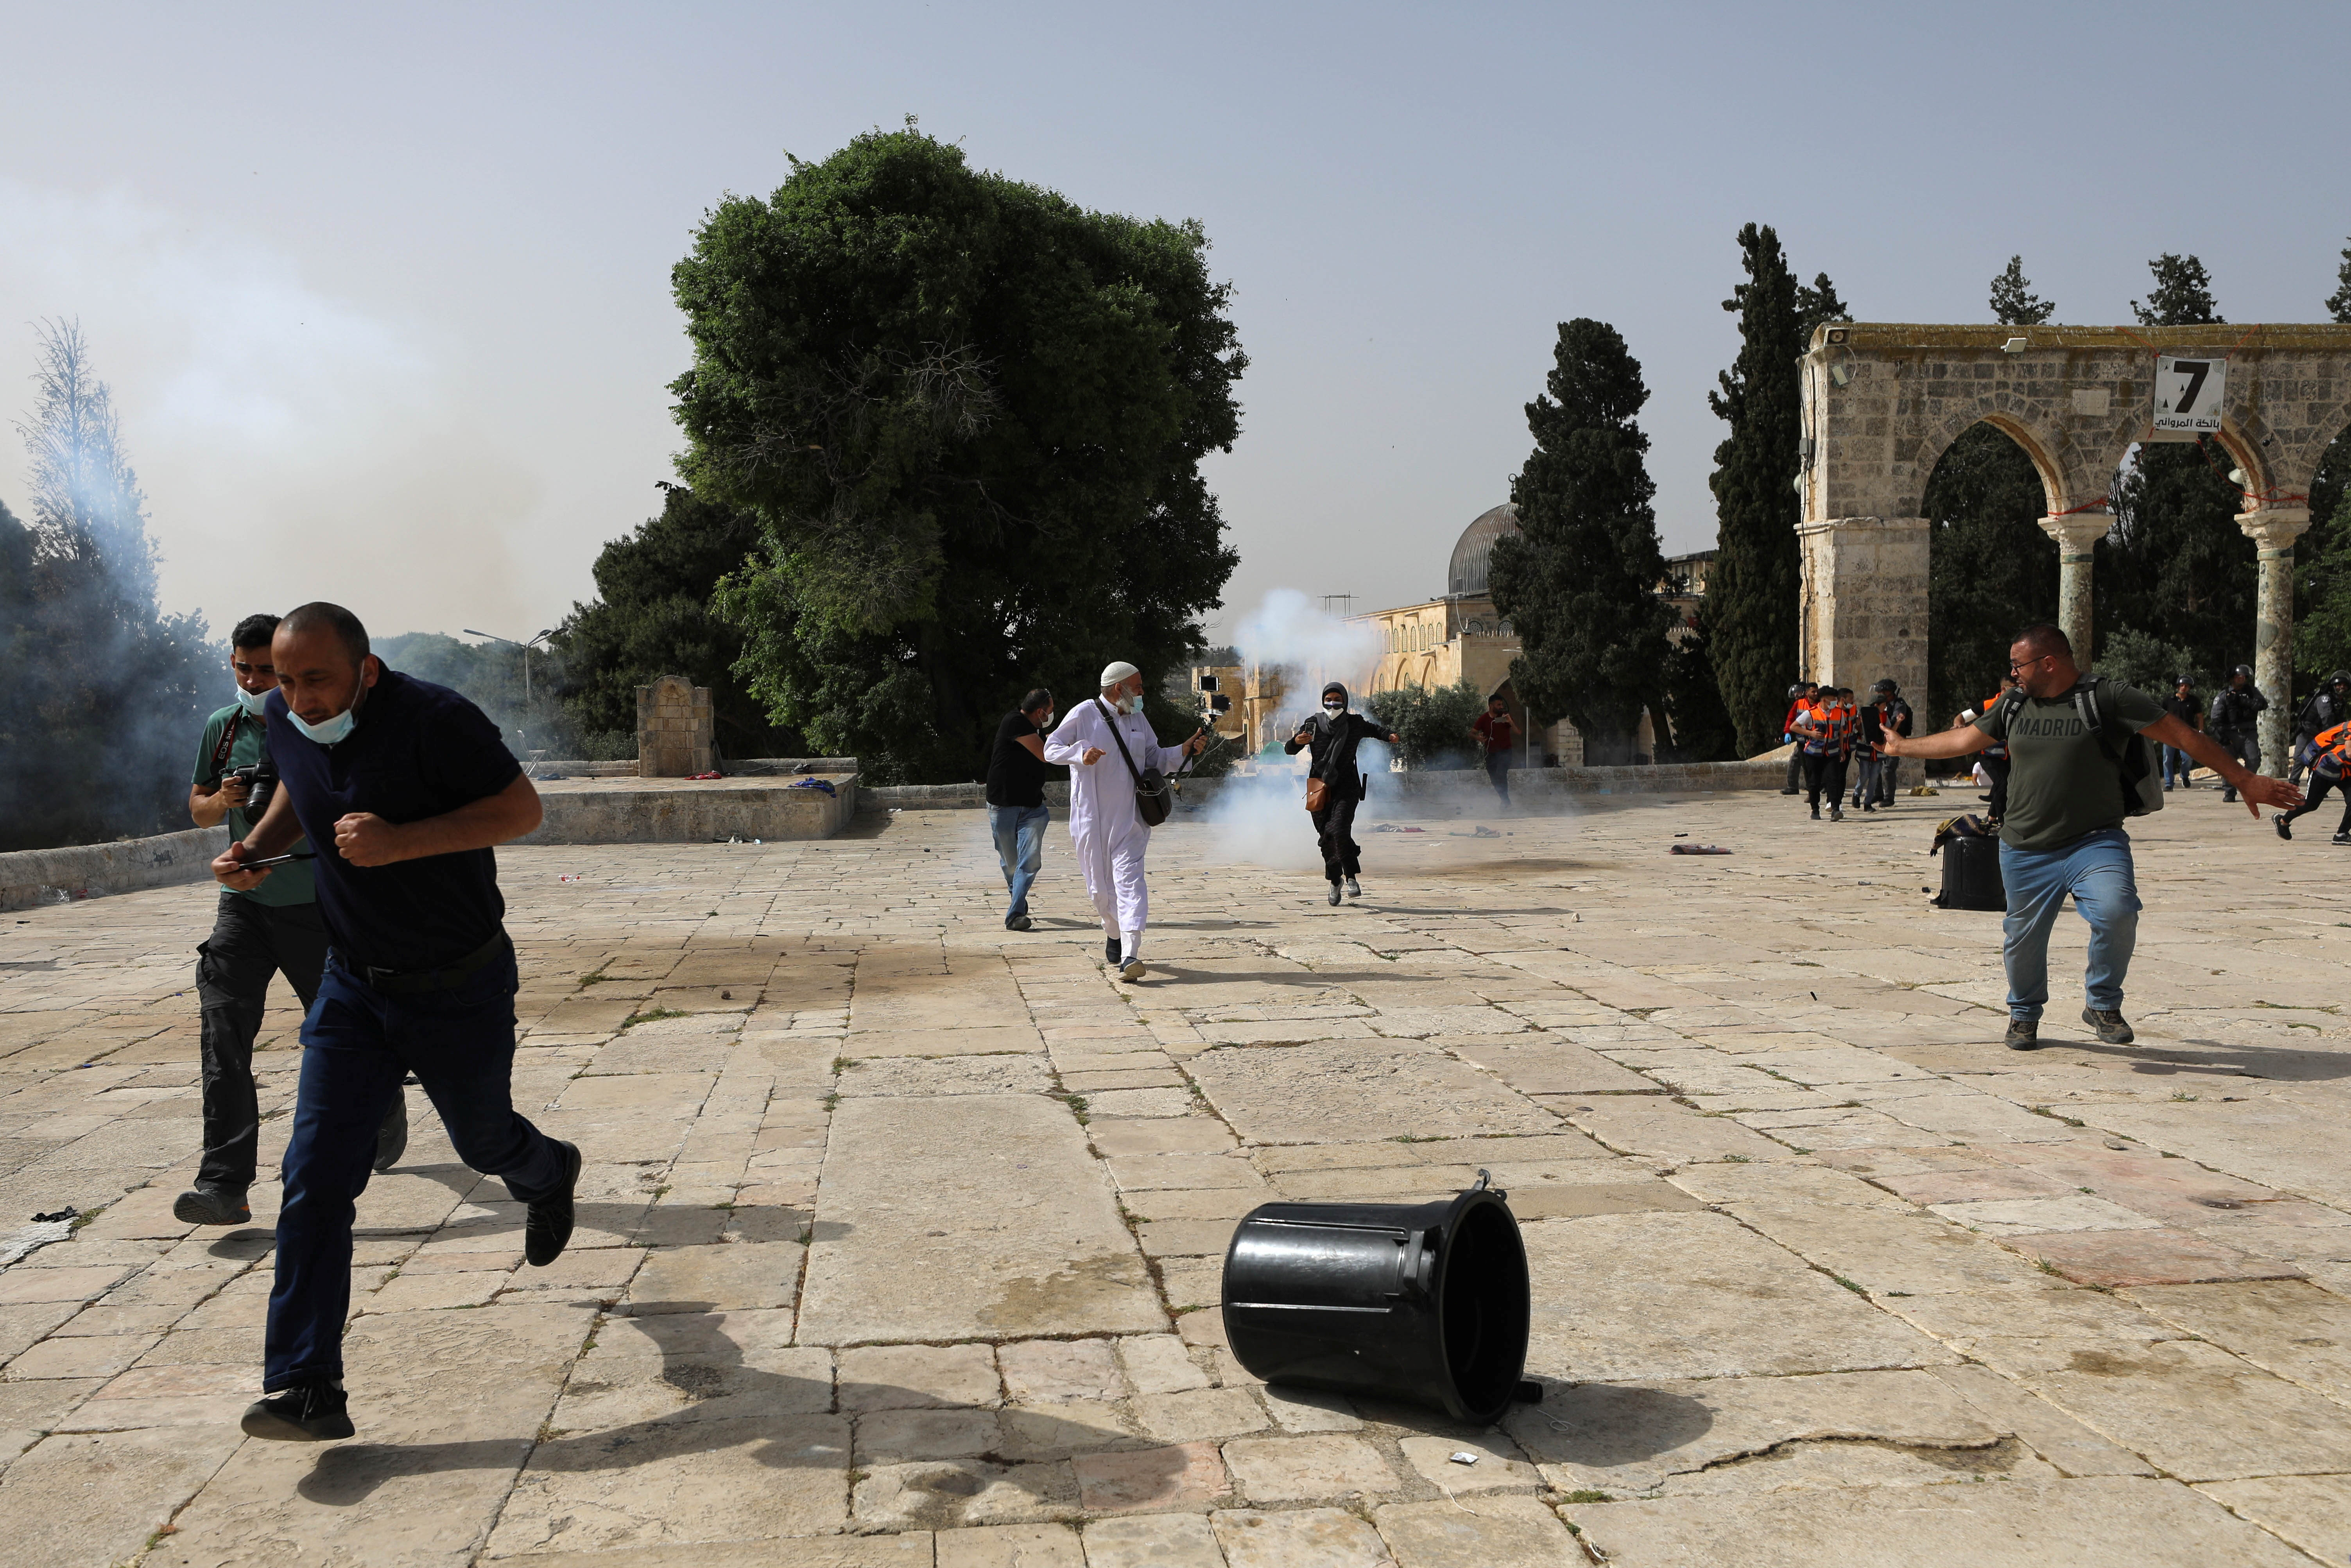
[1220,1172,1534,1425]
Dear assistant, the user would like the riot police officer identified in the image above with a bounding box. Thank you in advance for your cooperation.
[2210,664,2268,804]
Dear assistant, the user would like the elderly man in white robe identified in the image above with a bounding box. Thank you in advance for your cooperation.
[1045,661,1207,982]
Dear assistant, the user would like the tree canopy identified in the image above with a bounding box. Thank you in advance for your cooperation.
[1487,318,1674,765]
[670,129,1244,783]
[550,484,796,758]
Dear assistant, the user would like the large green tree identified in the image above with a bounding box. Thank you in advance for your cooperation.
[670,129,1244,783]
[2094,254,2251,681]
[1707,223,1831,755]
[1488,319,1674,765]
[550,484,796,758]
[1925,257,2061,726]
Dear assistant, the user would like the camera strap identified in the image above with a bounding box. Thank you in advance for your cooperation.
[209,710,244,778]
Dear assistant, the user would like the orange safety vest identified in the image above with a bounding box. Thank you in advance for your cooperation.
[2315,720,2351,775]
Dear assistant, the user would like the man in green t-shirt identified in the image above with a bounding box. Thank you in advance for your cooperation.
[178,615,408,1226]
[1883,624,2299,1051]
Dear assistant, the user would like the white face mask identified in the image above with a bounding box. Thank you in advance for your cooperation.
[287,705,357,745]
[235,685,272,717]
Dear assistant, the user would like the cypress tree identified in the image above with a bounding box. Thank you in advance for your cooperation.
[1706,223,1806,755]
[2292,238,2351,682]
[1487,318,1674,765]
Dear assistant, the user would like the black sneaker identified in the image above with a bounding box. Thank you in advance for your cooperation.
[2082,1008,2136,1045]
[2335,832,2351,846]
[2276,816,2293,841]
[1779,788,1800,796]
[241,1376,353,1441]
[373,1090,408,1173]
[1104,936,1121,965]
[1005,913,1032,932]
[172,1185,250,1226]
[2004,1018,2040,1051]
[1810,806,1821,820]
[524,1141,582,1267]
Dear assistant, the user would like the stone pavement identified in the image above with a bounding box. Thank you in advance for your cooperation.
[2,787,2349,1566]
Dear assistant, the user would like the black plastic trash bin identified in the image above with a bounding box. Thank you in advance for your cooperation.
[1221,1172,1531,1425]
[1933,832,2005,910]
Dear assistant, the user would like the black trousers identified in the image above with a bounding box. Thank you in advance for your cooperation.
[1313,793,1362,881]
[1802,752,1846,809]
[1983,756,2012,821]
[1485,752,1512,802]
[2281,773,2351,836]
[196,891,331,1192]
[1785,747,1804,791]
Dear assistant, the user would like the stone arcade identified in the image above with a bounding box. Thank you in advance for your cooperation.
[1798,323,2351,758]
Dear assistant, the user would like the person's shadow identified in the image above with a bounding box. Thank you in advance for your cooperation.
[292,1301,1187,1517]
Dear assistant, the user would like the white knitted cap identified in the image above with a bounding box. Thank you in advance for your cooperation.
[1099,661,1140,689]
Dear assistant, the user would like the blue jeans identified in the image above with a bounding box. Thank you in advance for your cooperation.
[989,804,1050,919]
[1999,828,2140,1023]
[266,940,567,1389]
[2161,745,2195,787]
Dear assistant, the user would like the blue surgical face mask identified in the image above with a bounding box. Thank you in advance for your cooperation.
[235,685,272,717]
[287,704,357,746]
[1117,693,1142,715]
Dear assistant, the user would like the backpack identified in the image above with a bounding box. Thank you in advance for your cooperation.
[1996,677,2163,818]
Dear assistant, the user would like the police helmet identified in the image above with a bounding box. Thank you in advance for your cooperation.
[2233,664,2255,680]
[2331,670,2350,688]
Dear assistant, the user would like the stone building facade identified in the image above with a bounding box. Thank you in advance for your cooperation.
[1801,323,2351,762]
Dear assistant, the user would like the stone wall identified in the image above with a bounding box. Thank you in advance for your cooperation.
[635,675,715,777]
[0,827,229,912]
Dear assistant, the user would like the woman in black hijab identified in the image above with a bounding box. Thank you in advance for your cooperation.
[1286,682,1401,905]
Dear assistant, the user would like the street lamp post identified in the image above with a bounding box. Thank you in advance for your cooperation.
[464,628,555,707]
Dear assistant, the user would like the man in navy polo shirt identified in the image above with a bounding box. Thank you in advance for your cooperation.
[210,601,581,1441]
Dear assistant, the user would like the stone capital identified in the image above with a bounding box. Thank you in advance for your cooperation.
[2037,514,2109,557]
[2237,506,2313,554]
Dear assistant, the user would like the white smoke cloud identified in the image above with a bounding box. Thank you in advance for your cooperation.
[1232,587,1383,695]
[0,178,545,643]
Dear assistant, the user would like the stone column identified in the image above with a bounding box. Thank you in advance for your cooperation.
[1793,516,1929,702]
[2240,507,2312,770]
[2037,515,2108,667]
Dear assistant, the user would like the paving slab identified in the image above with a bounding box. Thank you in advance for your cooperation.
[1375,1495,1579,1568]
[1569,1475,2310,1567]
[1185,1040,1556,1145]
[799,1095,1162,1344]
[1521,1212,1953,1382]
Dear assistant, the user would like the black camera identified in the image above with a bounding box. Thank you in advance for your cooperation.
[225,760,278,816]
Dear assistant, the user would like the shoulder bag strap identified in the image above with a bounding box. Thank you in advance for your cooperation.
[1093,698,1147,788]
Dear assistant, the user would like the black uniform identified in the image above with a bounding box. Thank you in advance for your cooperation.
[2210,683,2269,801]
[1285,710,1387,883]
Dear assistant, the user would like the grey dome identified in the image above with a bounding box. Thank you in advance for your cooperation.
[1447,504,1519,596]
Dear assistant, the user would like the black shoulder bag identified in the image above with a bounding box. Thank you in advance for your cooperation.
[1094,698,1175,827]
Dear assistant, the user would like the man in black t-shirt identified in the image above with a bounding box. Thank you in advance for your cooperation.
[986,690,1061,931]
[210,602,581,1442]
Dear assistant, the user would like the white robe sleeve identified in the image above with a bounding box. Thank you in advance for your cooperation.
[1044,707,1099,767]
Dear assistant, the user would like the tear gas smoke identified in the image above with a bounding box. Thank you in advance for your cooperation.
[1204,590,1395,871]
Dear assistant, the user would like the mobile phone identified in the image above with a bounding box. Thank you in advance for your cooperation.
[242,851,314,868]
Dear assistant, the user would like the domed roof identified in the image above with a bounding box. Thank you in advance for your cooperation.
[1448,504,1519,596]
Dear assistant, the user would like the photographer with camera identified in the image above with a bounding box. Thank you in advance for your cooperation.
[179,615,407,1229]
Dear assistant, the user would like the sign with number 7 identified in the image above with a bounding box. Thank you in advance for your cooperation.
[2151,355,2228,437]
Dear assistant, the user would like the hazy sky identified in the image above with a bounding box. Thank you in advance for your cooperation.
[5,2,2348,653]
